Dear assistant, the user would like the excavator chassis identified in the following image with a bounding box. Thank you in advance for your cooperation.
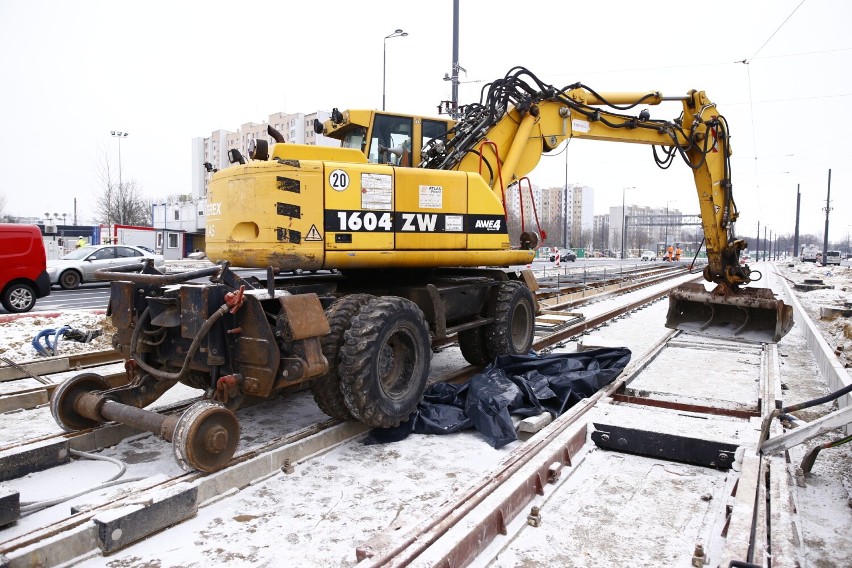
[49,261,538,472]
[665,282,794,344]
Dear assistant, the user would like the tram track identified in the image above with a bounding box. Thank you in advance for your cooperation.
[0,269,699,471]
[0,268,725,566]
[0,266,694,414]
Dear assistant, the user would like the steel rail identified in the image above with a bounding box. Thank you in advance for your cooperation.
[358,330,679,567]
[0,417,348,558]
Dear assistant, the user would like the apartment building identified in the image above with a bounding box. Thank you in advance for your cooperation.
[152,110,336,258]
[608,204,683,255]
[503,182,594,249]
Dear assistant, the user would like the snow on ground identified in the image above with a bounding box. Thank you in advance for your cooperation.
[773,259,852,567]
[1,262,850,566]
[776,260,852,369]
[0,310,115,362]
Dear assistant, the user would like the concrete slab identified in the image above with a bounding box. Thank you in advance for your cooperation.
[93,484,198,553]
[0,488,19,528]
[624,345,761,413]
[480,446,730,567]
[0,439,70,482]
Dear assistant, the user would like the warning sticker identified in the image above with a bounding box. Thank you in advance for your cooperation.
[361,173,392,191]
[419,185,443,209]
[305,225,323,241]
[361,187,393,210]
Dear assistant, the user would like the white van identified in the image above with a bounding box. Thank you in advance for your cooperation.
[825,250,842,266]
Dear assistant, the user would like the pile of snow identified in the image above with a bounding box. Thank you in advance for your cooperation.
[777,260,852,369]
[0,310,116,363]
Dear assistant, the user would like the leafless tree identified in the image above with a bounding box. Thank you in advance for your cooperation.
[0,192,7,220]
[91,143,152,227]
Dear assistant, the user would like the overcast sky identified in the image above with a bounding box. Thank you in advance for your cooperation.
[1,0,850,243]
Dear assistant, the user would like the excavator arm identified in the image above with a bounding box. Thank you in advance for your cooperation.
[419,67,792,342]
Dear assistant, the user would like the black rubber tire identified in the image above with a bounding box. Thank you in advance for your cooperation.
[484,281,536,360]
[338,297,431,428]
[2,282,36,313]
[458,327,491,366]
[310,293,375,420]
[59,270,82,290]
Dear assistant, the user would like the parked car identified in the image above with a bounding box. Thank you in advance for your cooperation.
[824,251,841,266]
[0,224,51,313]
[549,248,577,262]
[46,245,166,290]
[640,251,657,261]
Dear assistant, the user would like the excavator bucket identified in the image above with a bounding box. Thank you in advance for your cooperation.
[665,282,794,344]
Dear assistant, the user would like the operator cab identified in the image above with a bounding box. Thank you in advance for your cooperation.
[319,109,454,167]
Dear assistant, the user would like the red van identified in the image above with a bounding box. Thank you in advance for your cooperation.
[0,224,51,313]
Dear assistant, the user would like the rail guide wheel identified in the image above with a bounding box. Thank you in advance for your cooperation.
[50,372,111,431]
[172,400,240,473]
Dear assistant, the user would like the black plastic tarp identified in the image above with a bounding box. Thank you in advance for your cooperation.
[365,347,632,448]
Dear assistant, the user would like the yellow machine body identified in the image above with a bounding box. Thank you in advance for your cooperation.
[205,146,534,271]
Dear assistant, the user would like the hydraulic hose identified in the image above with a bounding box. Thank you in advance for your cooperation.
[131,303,230,381]
[783,382,852,413]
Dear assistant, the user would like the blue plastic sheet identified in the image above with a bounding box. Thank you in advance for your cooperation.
[365,347,632,448]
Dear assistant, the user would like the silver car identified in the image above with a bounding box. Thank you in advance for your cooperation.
[47,245,166,290]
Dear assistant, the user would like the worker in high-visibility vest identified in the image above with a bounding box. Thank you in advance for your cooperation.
[675,247,682,261]
[666,245,673,262]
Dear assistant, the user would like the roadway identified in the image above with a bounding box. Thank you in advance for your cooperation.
[12,258,682,315]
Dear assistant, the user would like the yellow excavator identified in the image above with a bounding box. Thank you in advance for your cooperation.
[50,67,792,472]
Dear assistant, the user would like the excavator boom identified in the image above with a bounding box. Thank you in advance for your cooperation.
[324,67,793,342]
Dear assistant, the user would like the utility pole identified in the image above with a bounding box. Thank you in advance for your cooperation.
[450,0,460,118]
[563,149,568,248]
[822,168,832,263]
[621,189,626,260]
[769,229,773,261]
[763,226,767,261]
[756,221,760,259]
[793,184,801,258]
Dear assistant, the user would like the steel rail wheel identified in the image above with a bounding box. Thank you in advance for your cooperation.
[339,297,431,428]
[172,401,240,473]
[50,372,111,431]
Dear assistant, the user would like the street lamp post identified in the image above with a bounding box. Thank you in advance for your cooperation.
[110,131,129,224]
[620,187,634,260]
[664,200,676,255]
[383,29,408,111]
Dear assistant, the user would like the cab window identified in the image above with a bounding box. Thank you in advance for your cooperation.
[341,126,368,153]
[422,119,448,150]
[368,114,413,166]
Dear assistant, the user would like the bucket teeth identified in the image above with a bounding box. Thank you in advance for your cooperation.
[665,283,794,344]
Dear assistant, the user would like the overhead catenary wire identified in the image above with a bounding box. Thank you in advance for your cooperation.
[746,0,808,63]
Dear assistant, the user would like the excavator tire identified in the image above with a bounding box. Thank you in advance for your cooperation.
[338,296,431,428]
[458,327,491,366]
[485,281,535,360]
[310,293,375,420]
